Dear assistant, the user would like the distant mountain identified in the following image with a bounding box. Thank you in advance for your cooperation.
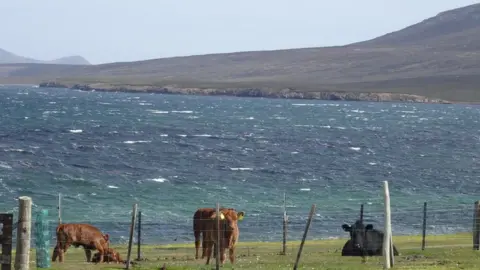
[1,3,480,102]
[0,48,90,65]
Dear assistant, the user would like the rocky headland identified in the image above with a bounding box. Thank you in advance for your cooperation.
[38,81,451,104]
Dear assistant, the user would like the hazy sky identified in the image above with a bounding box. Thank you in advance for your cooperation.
[1,0,478,65]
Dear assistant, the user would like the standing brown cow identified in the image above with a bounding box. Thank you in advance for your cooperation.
[193,208,217,259]
[193,207,237,259]
[51,223,110,263]
[203,208,245,266]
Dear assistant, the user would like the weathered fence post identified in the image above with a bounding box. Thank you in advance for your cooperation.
[126,204,138,269]
[421,202,427,250]
[293,204,316,270]
[215,203,221,270]
[34,209,50,268]
[57,193,62,225]
[382,181,392,269]
[282,192,287,255]
[473,201,480,250]
[14,196,32,270]
[0,213,13,270]
[137,210,142,261]
[360,203,364,222]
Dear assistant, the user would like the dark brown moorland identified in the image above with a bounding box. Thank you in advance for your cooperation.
[2,3,480,103]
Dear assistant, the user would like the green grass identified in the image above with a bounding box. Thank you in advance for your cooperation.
[17,233,480,269]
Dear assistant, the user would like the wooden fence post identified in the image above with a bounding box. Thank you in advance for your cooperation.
[137,210,142,261]
[293,204,316,270]
[282,192,287,255]
[360,204,364,222]
[382,181,392,269]
[57,193,62,225]
[421,202,427,250]
[126,204,138,269]
[0,213,13,270]
[473,201,480,250]
[215,203,221,270]
[14,196,32,270]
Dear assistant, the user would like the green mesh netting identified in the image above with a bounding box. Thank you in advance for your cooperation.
[34,209,51,268]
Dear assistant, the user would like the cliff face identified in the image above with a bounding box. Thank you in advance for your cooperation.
[38,81,451,104]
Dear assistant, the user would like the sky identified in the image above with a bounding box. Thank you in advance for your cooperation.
[1,0,479,65]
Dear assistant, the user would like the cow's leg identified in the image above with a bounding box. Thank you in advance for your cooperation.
[228,246,236,264]
[218,240,226,265]
[84,249,92,262]
[205,241,213,265]
[94,242,105,263]
[58,242,71,263]
[58,249,64,263]
[195,230,201,259]
[51,244,60,262]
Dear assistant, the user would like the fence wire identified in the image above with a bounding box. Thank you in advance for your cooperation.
[2,198,480,269]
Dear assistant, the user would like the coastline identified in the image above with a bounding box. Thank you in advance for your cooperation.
[37,81,454,104]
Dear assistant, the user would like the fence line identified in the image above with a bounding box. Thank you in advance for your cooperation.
[2,201,477,245]
[2,189,480,268]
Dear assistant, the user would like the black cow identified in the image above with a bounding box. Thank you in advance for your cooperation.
[341,220,399,260]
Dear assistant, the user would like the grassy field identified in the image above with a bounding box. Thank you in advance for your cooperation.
[16,233,480,269]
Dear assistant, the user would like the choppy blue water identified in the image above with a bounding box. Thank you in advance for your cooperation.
[0,85,479,245]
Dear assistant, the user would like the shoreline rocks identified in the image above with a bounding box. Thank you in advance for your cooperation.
[38,81,452,104]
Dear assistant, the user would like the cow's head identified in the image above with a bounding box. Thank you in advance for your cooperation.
[210,209,245,235]
[342,220,373,251]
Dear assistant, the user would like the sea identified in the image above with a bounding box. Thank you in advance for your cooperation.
[0,85,479,245]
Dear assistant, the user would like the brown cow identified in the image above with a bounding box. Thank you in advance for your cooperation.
[92,247,123,264]
[203,208,245,265]
[193,207,237,259]
[193,208,217,259]
[51,223,109,263]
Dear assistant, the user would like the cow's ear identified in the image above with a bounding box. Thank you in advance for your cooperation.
[342,224,351,232]
[237,211,245,221]
[365,224,374,231]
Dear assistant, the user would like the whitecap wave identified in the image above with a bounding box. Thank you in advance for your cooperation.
[172,110,193,113]
[147,110,169,114]
[150,177,168,183]
[230,167,253,171]
[292,103,315,106]
[123,140,151,144]
[69,129,83,133]
[0,162,12,169]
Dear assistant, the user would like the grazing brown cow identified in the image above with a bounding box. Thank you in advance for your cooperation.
[203,208,245,266]
[92,247,123,264]
[51,223,110,263]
